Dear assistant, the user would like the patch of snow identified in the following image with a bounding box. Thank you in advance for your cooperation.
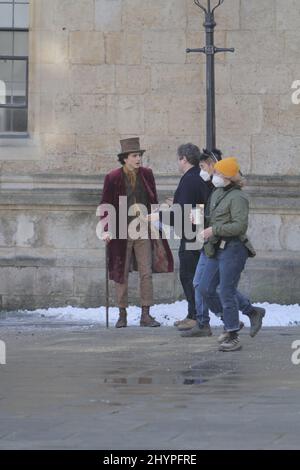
[6,301,300,327]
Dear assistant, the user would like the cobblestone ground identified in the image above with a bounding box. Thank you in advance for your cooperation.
[0,323,299,450]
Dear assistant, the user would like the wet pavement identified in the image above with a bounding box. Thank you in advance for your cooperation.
[0,323,300,449]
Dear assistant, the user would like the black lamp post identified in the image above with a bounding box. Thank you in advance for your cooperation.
[187,0,235,160]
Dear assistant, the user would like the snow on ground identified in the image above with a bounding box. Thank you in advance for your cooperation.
[3,301,300,327]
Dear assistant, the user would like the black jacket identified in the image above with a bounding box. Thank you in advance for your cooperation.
[159,166,208,240]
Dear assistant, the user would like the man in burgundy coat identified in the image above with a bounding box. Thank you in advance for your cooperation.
[100,138,174,328]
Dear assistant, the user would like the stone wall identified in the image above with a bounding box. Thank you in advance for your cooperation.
[2,0,300,176]
[0,173,299,310]
[0,0,299,310]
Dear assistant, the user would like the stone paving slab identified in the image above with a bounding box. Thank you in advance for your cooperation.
[0,324,300,449]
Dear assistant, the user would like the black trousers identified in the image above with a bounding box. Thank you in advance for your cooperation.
[178,239,200,319]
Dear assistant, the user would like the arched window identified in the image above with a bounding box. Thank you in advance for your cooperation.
[0,0,29,136]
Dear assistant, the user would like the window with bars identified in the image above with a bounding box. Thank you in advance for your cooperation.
[0,0,29,136]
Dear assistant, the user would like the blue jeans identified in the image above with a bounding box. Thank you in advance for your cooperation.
[236,291,253,317]
[193,252,211,326]
[198,240,250,332]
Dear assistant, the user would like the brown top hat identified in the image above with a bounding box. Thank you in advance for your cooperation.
[118,137,146,157]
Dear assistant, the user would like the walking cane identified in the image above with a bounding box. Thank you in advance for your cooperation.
[105,243,109,329]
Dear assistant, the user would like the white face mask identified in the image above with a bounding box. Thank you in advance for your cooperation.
[200,170,211,182]
[212,174,225,188]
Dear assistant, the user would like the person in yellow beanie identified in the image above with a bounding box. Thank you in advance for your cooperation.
[196,157,264,352]
[183,155,265,340]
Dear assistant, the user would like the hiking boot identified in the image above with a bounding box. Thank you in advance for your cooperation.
[115,308,127,328]
[219,331,242,352]
[180,324,212,337]
[176,318,197,331]
[174,316,190,327]
[217,321,244,344]
[248,307,265,338]
[140,306,160,327]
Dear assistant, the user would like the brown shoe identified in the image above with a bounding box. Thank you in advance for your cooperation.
[140,306,160,327]
[115,308,127,328]
[180,324,212,337]
[174,316,190,327]
[219,331,242,352]
[217,321,244,343]
[177,319,197,331]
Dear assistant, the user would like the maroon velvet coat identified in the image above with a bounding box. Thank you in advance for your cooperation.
[100,167,174,284]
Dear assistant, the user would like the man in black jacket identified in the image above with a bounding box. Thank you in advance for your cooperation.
[149,143,208,330]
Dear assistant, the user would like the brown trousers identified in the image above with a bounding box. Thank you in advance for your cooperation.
[115,238,153,308]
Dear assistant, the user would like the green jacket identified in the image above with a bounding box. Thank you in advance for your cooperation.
[204,185,256,258]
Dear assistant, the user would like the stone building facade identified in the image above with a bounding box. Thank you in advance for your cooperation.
[0,0,299,311]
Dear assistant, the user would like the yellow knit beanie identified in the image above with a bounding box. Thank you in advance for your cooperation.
[214,157,240,178]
